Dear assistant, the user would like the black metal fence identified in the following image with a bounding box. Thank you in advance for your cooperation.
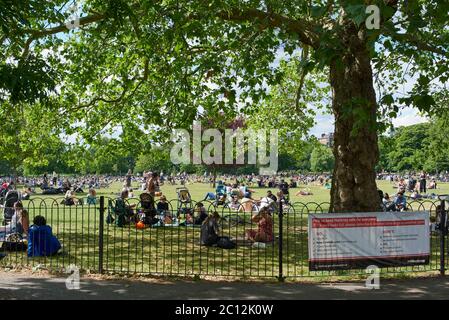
[0,196,447,280]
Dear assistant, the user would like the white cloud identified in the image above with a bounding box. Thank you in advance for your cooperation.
[392,107,428,127]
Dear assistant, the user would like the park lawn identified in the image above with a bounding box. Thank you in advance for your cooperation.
[1,180,447,280]
[18,179,449,206]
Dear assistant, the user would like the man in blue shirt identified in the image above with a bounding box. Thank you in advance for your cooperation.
[387,191,407,211]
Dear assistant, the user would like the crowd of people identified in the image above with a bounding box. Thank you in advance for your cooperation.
[1,169,449,257]
[107,172,281,247]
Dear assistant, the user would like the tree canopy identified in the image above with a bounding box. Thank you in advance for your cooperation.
[0,0,448,211]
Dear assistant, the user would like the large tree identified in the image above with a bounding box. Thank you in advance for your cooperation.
[1,0,448,211]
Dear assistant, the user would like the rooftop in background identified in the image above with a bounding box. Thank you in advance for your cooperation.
[318,133,334,147]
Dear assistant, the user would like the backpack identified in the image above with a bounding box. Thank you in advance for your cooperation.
[216,236,236,249]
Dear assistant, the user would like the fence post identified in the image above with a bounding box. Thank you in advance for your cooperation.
[277,199,285,282]
[440,199,446,276]
[98,196,105,274]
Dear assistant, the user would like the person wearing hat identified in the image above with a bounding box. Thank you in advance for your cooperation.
[239,192,254,213]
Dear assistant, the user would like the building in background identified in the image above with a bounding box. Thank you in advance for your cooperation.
[318,133,334,147]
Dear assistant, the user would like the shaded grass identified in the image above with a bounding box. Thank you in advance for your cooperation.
[1,180,448,281]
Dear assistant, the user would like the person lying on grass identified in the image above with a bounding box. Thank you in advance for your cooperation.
[295,189,314,196]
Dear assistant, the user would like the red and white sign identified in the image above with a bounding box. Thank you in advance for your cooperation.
[308,211,430,271]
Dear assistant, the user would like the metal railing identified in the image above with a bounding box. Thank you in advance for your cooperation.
[0,196,447,280]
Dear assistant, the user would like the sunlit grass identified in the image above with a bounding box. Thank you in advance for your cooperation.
[1,180,448,280]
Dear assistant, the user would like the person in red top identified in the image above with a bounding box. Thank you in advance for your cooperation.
[245,207,274,243]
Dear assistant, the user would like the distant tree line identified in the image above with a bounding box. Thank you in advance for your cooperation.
[378,120,449,173]
[4,120,448,176]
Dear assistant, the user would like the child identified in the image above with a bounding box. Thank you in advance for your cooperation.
[86,188,97,205]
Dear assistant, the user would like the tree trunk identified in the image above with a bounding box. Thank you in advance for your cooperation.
[329,26,380,213]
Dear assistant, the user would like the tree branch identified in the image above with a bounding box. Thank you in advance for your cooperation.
[386,31,448,58]
[216,8,319,48]
[20,13,105,39]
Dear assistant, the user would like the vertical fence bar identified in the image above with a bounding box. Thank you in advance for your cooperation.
[439,200,446,275]
[278,199,285,282]
[99,196,105,274]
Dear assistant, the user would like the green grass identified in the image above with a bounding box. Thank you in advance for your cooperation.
[1,180,448,281]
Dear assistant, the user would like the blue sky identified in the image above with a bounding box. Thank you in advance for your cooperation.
[57,9,429,142]
[310,107,428,137]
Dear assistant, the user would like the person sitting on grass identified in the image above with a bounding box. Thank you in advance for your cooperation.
[0,203,29,241]
[178,208,194,226]
[194,202,208,225]
[157,195,173,224]
[245,207,274,243]
[86,188,97,205]
[258,192,276,213]
[22,187,33,200]
[27,215,61,257]
[64,189,80,206]
[429,179,437,190]
[200,211,220,246]
[121,189,136,211]
[386,191,407,212]
[228,195,240,211]
[239,192,255,213]
[383,193,391,206]
[157,195,169,215]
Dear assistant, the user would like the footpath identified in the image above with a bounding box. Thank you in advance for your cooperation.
[1,271,448,300]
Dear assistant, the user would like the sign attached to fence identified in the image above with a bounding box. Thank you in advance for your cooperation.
[308,211,430,271]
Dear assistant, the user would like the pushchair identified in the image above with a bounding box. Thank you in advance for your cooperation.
[2,190,19,225]
[107,198,135,227]
[176,187,191,208]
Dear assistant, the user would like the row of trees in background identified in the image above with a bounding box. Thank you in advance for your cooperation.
[378,119,449,173]
[0,135,335,176]
[3,118,449,176]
